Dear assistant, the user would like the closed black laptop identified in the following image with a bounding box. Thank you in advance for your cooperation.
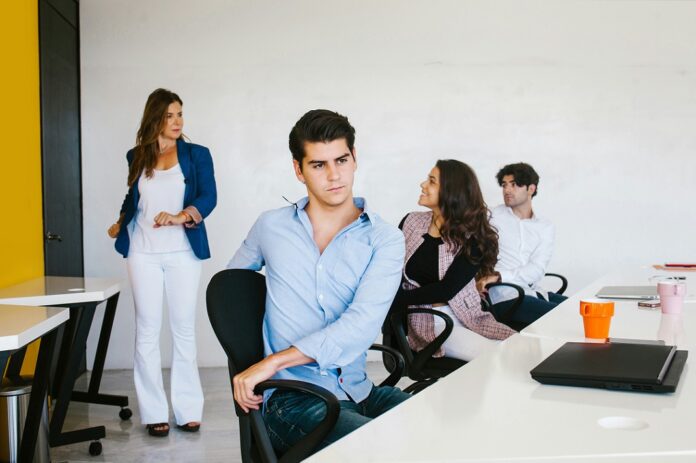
[531,342,688,393]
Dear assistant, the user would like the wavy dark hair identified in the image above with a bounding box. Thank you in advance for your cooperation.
[495,162,539,197]
[127,88,184,187]
[436,159,499,276]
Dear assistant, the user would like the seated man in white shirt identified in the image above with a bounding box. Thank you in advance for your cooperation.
[487,162,566,326]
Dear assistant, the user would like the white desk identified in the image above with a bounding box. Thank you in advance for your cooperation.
[522,267,695,348]
[310,334,695,462]
[0,305,69,352]
[0,276,126,455]
[0,276,120,307]
[308,268,695,462]
[1,304,69,462]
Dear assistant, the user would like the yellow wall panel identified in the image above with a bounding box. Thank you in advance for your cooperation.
[0,2,44,287]
[1,2,44,377]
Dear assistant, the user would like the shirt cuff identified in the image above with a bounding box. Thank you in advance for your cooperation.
[293,332,343,370]
[183,206,203,224]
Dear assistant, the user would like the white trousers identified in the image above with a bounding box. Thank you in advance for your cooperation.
[127,250,204,425]
[433,305,499,362]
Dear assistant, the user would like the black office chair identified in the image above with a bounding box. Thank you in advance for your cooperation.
[207,269,405,463]
[544,273,568,295]
[382,300,466,394]
[382,280,531,392]
[482,281,527,331]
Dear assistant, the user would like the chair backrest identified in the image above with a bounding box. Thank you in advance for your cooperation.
[208,269,345,463]
[381,299,414,373]
[206,269,267,417]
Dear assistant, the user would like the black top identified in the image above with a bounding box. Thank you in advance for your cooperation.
[397,214,481,306]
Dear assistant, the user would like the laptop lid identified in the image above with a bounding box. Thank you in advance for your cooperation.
[530,342,688,393]
[595,285,658,300]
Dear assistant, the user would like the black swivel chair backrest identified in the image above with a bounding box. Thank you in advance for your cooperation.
[483,282,527,331]
[207,269,340,463]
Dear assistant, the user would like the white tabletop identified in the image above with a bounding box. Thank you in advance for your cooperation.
[309,334,696,462]
[0,305,70,351]
[0,276,121,306]
[309,267,696,462]
[523,267,695,349]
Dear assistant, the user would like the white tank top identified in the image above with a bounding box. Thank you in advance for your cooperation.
[130,164,190,254]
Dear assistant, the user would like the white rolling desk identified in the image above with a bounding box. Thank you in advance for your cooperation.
[308,268,695,462]
[0,276,127,455]
[1,305,69,463]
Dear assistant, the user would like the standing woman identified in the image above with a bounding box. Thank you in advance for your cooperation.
[394,159,515,362]
[107,88,216,437]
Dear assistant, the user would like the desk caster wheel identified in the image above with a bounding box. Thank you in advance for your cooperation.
[119,407,133,420]
[89,441,102,456]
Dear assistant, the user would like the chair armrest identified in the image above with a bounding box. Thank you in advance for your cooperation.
[545,273,568,295]
[369,343,405,387]
[484,282,525,322]
[404,308,455,377]
[253,379,340,463]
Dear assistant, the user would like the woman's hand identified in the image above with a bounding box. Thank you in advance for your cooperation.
[476,274,500,296]
[153,211,189,228]
[107,223,121,238]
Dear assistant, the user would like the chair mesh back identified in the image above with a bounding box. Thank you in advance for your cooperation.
[206,269,267,378]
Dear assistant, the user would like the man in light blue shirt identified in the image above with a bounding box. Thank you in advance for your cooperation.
[227,109,408,453]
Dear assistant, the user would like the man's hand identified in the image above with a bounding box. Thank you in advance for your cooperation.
[232,357,278,413]
[232,347,314,413]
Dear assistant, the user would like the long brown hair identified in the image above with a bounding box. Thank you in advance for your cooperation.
[127,88,184,187]
[436,159,499,276]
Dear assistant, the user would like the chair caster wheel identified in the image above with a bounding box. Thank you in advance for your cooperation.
[89,441,102,456]
[119,407,133,420]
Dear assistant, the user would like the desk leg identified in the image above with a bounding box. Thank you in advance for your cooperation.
[49,304,106,448]
[18,329,56,463]
[52,308,78,398]
[4,346,27,379]
[0,351,10,376]
[71,293,130,414]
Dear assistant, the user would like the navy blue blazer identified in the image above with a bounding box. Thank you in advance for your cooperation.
[115,138,217,259]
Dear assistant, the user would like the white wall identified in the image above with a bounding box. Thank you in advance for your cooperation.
[81,0,696,369]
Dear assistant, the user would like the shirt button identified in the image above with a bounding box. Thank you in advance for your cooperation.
[318,264,323,271]
[318,294,324,301]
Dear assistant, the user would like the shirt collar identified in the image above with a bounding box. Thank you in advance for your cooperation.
[295,196,374,224]
[503,205,537,222]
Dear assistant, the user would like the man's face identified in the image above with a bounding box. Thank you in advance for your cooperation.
[293,138,357,208]
[501,174,535,208]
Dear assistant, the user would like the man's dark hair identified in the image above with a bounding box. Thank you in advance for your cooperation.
[495,162,540,197]
[288,109,355,166]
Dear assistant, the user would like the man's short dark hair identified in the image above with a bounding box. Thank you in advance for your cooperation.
[288,109,355,166]
[496,162,540,197]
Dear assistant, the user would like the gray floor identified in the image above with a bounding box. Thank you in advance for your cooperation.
[51,363,398,463]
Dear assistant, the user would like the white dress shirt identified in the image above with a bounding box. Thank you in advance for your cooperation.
[489,204,555,304]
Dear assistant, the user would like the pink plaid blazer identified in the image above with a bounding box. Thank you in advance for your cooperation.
[401,211,516,357]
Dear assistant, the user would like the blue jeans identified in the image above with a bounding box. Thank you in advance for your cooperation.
[493,292,567,326]
[264,385,409,454]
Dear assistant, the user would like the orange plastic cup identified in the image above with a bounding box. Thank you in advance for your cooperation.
[579,299,615,339]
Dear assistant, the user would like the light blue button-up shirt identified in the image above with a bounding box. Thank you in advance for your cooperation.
[227,197,405,403]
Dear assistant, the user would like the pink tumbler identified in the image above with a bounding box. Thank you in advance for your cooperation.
[657,281,687,314]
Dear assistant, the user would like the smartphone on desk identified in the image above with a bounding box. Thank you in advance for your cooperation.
[638,299,660,309]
